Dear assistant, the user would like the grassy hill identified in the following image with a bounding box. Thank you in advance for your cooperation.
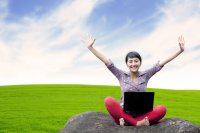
[0,84,199,133]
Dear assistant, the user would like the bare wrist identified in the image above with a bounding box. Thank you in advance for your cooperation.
[180,49,184,53]
[88,45,93,50]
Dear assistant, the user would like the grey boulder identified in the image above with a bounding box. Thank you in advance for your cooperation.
[60,112,200,133]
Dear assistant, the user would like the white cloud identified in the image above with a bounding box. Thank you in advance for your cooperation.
[0,0,200,90]
[0,0,8,21]
[81,0,200,89]
[0,0,99,85]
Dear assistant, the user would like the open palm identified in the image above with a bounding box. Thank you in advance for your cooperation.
[178,35,185,52]
[82,34,96,48]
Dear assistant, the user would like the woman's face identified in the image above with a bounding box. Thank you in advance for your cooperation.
[126,57,141,73]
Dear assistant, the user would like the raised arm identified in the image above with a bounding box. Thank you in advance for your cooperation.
[82,34,110,64]
[159,35,185,67]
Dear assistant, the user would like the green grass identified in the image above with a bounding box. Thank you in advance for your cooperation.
[0,84,199,133]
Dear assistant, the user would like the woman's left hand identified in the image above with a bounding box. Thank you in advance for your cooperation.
[178,35,185,52]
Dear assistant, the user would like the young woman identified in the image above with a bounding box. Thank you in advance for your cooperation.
[83,34,185,126]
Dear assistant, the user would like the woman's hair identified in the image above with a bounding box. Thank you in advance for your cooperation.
[125,51,142,63]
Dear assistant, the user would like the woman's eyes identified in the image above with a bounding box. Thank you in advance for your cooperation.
[129,60,138,63]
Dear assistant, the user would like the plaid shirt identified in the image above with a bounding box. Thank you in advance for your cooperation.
[106,59,163,107]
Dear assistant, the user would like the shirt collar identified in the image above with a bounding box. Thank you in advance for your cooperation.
[124,71,146,77]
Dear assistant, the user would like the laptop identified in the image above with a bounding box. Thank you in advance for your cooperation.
[123,92,154,117]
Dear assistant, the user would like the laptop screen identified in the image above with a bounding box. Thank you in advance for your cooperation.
[123,92,154,116]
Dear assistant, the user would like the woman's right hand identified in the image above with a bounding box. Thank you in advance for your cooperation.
[82,33,109,64]
[82,34,96,48]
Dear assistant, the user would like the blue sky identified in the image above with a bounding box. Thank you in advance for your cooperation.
[0,0,200,89]
[6,0,64,21]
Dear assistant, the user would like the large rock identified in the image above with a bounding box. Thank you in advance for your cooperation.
[60,112,200,133]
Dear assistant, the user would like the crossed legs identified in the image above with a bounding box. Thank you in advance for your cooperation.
[104,96,166,126]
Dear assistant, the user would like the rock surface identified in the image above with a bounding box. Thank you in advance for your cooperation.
[60,112,200,133]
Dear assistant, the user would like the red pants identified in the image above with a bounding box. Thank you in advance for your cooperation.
[104,96,166,125]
